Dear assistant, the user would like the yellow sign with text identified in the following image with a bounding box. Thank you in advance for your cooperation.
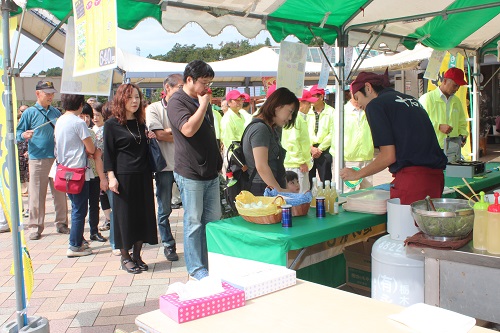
[72,0,117,76]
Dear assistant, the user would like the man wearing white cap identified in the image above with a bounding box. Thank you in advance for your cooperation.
[16,81,69,240]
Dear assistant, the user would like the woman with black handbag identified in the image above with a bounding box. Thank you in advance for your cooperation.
[54,94,95,258]
[103,83,158,274]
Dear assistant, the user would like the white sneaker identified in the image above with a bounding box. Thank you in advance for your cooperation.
[67,247,93,258]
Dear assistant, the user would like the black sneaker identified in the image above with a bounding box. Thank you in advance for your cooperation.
[164,246,179,261]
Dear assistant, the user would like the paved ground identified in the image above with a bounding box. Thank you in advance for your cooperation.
[1,145,500,332]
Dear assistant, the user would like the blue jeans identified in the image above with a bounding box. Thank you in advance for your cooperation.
[155,171,175,247]
[174,173,221,278]
[106,189,116,250]
[68,182,89,250]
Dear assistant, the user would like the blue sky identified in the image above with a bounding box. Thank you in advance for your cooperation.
[15,18,279,77]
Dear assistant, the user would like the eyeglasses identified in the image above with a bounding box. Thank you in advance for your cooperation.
[196,79,213,87]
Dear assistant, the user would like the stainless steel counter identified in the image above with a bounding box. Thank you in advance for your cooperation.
[407,242,500,324]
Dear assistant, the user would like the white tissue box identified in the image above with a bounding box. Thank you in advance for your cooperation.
[209,253,297,300]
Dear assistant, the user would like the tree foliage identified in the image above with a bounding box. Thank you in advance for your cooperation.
[37,67,62,76]
[148,39,271,63]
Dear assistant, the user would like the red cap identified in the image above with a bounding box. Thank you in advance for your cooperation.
[226,90,245,101]
[266,84,277,98]
[206,88,213,94]
[299,90,319,103]
[351,70,390,95]
[309,84,325,96]
[444,67,467,86]
[488,192,500,213]
[242,93,251,103]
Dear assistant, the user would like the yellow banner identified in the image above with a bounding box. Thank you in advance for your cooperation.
[426,53,471,161]
[61,16,113,95]
[0,17,34,300]
[73,0,117,76]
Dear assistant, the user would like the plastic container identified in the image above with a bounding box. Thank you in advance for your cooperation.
[473,191,489,250]
[387,198,419,241]
[371,235,424,307]
[487,192,500,254]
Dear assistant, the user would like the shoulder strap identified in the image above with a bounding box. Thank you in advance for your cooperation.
[37,107,55,129]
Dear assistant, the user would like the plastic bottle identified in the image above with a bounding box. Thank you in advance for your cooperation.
[487,192,500,254]
[317,181,324,199]
[473,191,489,250]
[311,177,318,208]
[324,180,331,213]
[329,182,339,215]
[226,171,237,187]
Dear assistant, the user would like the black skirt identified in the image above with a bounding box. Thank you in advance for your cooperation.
[113,172,158,249]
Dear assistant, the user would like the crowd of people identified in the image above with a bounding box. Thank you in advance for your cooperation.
[10,62,469,279]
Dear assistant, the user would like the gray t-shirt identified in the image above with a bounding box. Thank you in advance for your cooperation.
[242,120,286,188]
[54,113,90,168]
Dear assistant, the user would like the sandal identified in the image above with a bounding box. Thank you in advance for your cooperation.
[131,255,149,271]
[121,258,141,274]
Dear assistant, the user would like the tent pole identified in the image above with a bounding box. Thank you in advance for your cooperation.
[472,55,480,161]
[334,32,345,194]
[18,10,71,74]
[1,0,28,329]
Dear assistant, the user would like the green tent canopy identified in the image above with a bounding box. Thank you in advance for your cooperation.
[12,0,500,55]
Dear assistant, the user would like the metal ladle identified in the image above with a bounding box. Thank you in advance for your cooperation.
[425,195,437,211]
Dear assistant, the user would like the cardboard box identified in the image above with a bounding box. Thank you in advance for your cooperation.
[343,236,379,292]
[159,282,245,323]
[209,252,296,300]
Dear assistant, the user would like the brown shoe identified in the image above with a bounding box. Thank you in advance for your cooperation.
[29,232,41,240]
[56,225,70,234]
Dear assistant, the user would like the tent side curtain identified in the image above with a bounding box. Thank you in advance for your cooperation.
[12,0,162,30]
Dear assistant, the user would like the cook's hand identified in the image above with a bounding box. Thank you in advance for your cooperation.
[439,124,453,135]
[23,130,34,141]
[109,178,119,194]
[340,167,361,181]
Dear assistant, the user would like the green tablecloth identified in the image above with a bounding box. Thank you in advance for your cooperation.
[206,207,387,266]
[206,162,500,285]
[444,162,500,198]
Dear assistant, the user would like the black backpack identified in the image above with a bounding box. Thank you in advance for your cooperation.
[223,119,266,213]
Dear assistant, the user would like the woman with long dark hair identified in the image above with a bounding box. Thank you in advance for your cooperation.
[242,87,299,195]
[103,83,157,274]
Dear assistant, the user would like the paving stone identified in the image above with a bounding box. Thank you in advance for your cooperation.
[98,301,124,317]
[64,288,91,303]
[124,292,147,307]
[59,302,103,312]
[69,309,100,327]
[89,281,113,295]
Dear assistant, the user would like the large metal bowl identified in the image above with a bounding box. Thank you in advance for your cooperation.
[410,198,474,240]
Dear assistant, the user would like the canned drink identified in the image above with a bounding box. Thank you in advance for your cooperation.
[316,196,326,218]
[281,204,293,227]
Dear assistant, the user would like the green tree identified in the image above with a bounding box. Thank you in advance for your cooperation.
[39,67,62,76]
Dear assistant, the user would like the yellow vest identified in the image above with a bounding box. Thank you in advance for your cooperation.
[419,88,469,149]
[329,102,374,161]
[220,109,245,148]
[283,114,312,169]
[307,102,334,151]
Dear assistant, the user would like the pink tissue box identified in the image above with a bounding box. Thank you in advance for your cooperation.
[159,282,245,323]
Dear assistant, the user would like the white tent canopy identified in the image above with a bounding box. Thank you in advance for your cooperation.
[117,47,324,86]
